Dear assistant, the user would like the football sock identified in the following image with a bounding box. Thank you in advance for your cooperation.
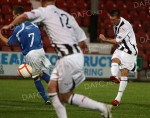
[115,77,128,101]
[34,79,49,102]
[41,72,50,83]
[48,93,67,118]
[68,94,106,113]
[111,63,119,76]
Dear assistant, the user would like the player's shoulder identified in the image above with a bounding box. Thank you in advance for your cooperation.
[13,23,25,33]
[121,17,132,27]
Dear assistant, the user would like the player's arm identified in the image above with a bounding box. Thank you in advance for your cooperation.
[2,8,44,31]
[0,30,9,45]
[99,34,117,44]
[2,14,28,31]
[99,25,129,44]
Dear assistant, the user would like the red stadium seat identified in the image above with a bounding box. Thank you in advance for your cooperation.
[99,10,108,20]
[0,17,5,25]
[1,5,12,15]
[116,1,126,10]
[21,0,31,5]
[106,28,115,38]
[82,17,90,27]
[125,1,134,11]
[46,47,56,53]
[0,0,10,5]
[1,46,12,52]
[24,5,32,11]
[129,11,138,20]
[56,0,67,8]
[42,37,51,49]
[103,19,112,28]
[66,0,76,9]
[76,0,88,10]
[12,46,21,52]
[121,10,129,20]
[4,14,13,24]
[75,17,82,26]
[139,11,148,20]
[10,0,21,5]
[104,1,116,11]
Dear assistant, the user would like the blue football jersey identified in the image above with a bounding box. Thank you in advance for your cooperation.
[8,21,43,55]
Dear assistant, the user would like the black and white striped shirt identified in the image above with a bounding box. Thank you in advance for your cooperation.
[52,43,81,58]
[114,17,138,55]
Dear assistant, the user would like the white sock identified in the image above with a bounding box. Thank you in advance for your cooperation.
[48,93,67,118]
[111,63,119,77]
[115,77,128,101]
[68,94,106,113]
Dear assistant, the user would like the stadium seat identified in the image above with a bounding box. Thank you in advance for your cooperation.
[0,17,5,25]
[0,0,10,5]
[1,46,12,52]
[132,20,142,31]
[56,0,67,8]
[99,10,108,20]
[142,20,150,32]
[103,19,111,28]
[75,17,82,26]
[66,0,76,9]
[82,17,90,27]
[24,5,32,11]
[1,5,12,15]
[4,14,13,24]
[21,0,31,5]
[10,0,21,6]
[116,1,126,10]
[42,37,51,49]
[139,11,148,20]
[46,47,56,53]
[121,10,129,20]
[76,0,88,10]
[129,11,138,20]
[142,54,149,70]
[12,46,21,52]
[125,1,134,11]
[106,28,115,38]
[104,1,116,11]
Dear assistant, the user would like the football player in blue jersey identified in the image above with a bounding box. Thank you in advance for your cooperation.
[0,6,51,105]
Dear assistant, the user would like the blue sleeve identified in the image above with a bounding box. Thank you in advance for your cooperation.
[8,27,20,46]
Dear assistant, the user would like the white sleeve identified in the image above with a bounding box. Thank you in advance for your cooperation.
[116,25,129,43]
[25,7,45,23]
[72,17,87,42]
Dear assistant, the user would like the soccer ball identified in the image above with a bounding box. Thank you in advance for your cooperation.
[17,64,32,78]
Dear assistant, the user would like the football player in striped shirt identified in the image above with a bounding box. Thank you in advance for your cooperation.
[99,9,138,106]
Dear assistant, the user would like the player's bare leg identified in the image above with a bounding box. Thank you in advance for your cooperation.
[110,58,121,84]
[59,91,113,118]
[48,80,67,118]
[113,68,129,106]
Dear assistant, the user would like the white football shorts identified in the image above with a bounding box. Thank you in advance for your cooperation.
[112,49,137,72]
[24,48,51,78]
[51,53,85,93]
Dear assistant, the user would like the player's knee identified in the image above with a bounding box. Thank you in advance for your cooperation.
[48,80,57,93]
[59,92,73,103]
[121,68,129,76]
[112,58,121,64]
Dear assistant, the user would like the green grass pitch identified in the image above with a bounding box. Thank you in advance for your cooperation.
[0,80,150,118]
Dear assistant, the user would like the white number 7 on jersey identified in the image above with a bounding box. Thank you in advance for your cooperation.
[28,33,35,47]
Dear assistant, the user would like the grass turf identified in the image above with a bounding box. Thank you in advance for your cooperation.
[0,80,150,118]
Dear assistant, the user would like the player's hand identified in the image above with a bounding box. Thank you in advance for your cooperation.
[99,34,107,41]
[2,25,10,31]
